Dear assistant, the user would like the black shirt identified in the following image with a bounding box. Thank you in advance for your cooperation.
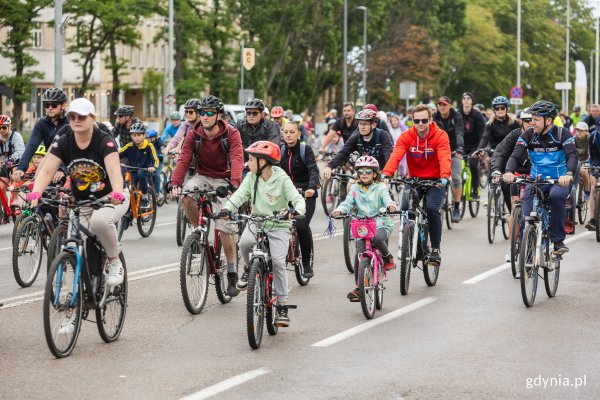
[49,127,119,200]
[331,117,358,142]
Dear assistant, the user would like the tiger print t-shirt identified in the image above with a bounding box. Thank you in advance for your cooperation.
[49,127,118,200]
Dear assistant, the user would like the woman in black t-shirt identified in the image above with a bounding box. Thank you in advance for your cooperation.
[29,98,129,287]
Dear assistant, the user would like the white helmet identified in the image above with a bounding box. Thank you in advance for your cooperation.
[519,108,532,119]
[355,155,380,170]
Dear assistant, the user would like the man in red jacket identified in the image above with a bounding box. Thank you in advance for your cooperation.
[170,95,244,296]
[382,104,452,265]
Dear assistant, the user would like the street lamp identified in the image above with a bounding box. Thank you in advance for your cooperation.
[343,0,348,103]
[357,6,367,104]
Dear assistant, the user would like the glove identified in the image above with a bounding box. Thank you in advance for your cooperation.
[492,170,502,177]
[216,209,231,219]
[440,178,449,187]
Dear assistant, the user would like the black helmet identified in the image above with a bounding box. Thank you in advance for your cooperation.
[129,121,146,133]
[114,105,135,116]
[244,98,265,111]
[529,100,558,119]
[199,95,224,113]
[42,88,67,103]
[184,98,202,109]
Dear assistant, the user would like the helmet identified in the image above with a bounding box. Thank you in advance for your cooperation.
[146,129,158,138]
[102,121,113,131]
[575,121,589,131]
[245,140,281,164]
[0,115,11,125]
[114,105,135,116]
[244,98,265,111]
[529,100,558,119]
[42,87,67,103]
[474,103,486,111]
[35,145,46,156]
[271,106,284,118]
[355,109,377,122]
[519,108,532,119]
[184,98,202,109]
[327,118,337,126]
[292,114,303,123]
[169,111,182,120]
[573,105,582,112]
[129,121,146,133]
[491,96,510,108]
[363,104,379,113]
[199,95,224,113]
[355,155,380,170]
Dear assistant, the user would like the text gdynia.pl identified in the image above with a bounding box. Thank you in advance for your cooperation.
[526,374,587,389]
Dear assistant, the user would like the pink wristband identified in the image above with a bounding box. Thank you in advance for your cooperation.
[27,192,42,201]
[109,192,125,202]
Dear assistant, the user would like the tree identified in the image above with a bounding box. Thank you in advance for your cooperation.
[0,0,51,129]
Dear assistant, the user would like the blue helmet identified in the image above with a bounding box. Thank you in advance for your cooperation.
[146,129,158,138]
[491,96,510,108]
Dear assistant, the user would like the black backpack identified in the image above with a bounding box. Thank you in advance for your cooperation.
[280,143,307,165]
[356,129,382,158]
[192,131,231,173]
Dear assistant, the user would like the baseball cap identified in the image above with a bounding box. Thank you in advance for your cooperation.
[437,96,451,105]
[575,121,589,131]
[67,98,96,116]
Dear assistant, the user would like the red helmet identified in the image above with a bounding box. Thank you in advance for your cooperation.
[355,109,377,122]
[246,140,281,164]
[271,106,285,118]
[0,115,11,125]
[363,104,378,113]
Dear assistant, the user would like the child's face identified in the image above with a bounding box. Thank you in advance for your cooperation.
[131,132,145,144]
[248,155,268,174]
[357,167,375,184]
[32,154,43,166]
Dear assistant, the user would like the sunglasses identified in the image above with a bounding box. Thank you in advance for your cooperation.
[0,125,9,130]
[414,118,429,125]
[246,111,260,117]
[67,113,88,122]
[185,110,197,115]
[199,110,217,117]
[44,102,60,109]
[357,169,374,175]
[494,106,507,111]
[521,118,532,123]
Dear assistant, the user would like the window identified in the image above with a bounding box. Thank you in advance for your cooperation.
[130,46,135,67]
[154,45,158,68]
[138,47,143,67]
[146,44,150,67]
[32,23,42,48]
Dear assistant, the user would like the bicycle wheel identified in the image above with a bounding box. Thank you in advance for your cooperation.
[375,266,384,311]
[320,178,336,216]
[423,256,440,286]
[214,240,232,304]
[510,205,522,278]
[293,230,312,286]
[96,252,128,342]
[519,224,539,307]
[487,188,497,243]
[358,257,376,319]
[543,243,560,298]
[444,189,453,230]
[577,179,588,224]
[137,187,157,237]
[459,194,467,219]
[399,224,413,295]
[176,199,187,246]
[12,212,28,246]
[595,190,600,242]
[246,258,265,349]
[343,218,356,273]
[47,221,67,273]
[12,216,43,288]
[500,196,509,240]
[265,272,278,335]
[180,233,209,314]
[43,251,82,358]
[161,170,171,205]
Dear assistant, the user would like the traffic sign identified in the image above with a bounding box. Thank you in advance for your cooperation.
[243,48,255,70]
[510,86,523,99]
[554,81,572,90]
[510,98,523,105]
[238,89,255,105]
[399,81,417,100]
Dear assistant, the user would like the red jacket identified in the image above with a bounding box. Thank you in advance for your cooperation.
[383,122,451,179]
[171,120,244,187]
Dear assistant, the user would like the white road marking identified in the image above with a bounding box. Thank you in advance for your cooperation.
[0,246,12,252]
[462,230,593,285]
[180,367,270,400]
[154,221,177,227]
[311,297,438,347]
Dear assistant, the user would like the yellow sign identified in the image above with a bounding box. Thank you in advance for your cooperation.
[243,48,255,70]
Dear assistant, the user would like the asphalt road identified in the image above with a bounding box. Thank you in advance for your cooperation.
[1,192,599,400]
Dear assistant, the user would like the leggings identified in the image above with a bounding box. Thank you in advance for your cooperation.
[296,196,316,265]
[354,228,390,284]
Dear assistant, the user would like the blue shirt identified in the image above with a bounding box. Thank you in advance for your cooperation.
[160,123,179,142]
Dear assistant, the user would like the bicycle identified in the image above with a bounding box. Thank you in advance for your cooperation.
[117,165,157,240]
[462,154,481,218]
[394,178,443,295]
[516,177,562,307]
[0,160,21,225]
[575,163,589,225]
[179,185,239,314]
[41,196,127,358]
[509,177,527,279]
[486,179,509,244]
[160,150,178,205]
[285,189,314,286]
[321,169,353,216]
[591,166,600,242]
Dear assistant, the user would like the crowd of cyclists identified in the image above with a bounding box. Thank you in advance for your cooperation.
[1,86,599,348]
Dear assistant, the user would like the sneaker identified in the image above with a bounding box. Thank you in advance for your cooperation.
[236,267,248,290]
[470,193,480,201]
[275,304,290,327]
[505,248,512,263]
[140,195,149,209]
[58,315,77,335]
[451,208,462,223]
[585,191,591,202]
[107,259,124,286]
[302,261,314,278]
[383,255,396,271]
[564,219,575,235]
[429,248,441,265]
[585,219,596,231]
[553,241,569,255]
[226,272,240,297]
[347,287,360,302]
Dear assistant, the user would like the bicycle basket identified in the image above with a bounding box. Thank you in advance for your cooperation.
[351,218,377,239]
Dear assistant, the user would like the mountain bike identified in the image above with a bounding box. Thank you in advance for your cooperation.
[0,161,21,225]
[487,180,509,243]
[117,166,157,240]
[42,196,127,358]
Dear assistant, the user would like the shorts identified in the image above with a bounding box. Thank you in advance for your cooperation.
[182,174,236,234]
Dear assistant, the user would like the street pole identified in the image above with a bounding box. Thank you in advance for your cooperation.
[565,0,570,113]
[357,6,367,104]
[516,0,521,113]
[168,0,174,113]
[54,0,62,89]
[591,51,595,106]
[343,0,348,103]
[596,3,599,104]
[240,40,245,92]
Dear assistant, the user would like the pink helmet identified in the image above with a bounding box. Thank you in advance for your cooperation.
[271,106,285,118]
[355,155,380,170]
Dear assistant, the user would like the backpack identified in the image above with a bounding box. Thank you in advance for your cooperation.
[192,129,232,172]
[280,143,307,165]
[1,131,15,157]
[356,129,382,158]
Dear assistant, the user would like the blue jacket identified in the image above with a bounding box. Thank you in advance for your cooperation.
[18,115,68,171]
[590,131,600,167]
[119,139,159,169]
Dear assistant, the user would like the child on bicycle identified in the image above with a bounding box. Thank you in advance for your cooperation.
[118,122,159,208]
[145,129,164,202]
[331,155,397,302]
[8,144,47,210]
[220,140,305,327]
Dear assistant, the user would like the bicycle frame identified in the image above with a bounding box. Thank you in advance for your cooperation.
[356,235,384,288]
[123,169,154,220]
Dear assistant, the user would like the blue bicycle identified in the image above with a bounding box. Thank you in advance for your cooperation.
[42,196,127,358]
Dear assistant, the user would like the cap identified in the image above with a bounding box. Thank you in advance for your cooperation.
[575,121,589,131]
[67,98,96,116]
[437,96,451,105]
[462,92,474,102]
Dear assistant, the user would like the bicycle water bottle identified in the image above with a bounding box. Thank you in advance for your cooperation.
[531,196,539,217]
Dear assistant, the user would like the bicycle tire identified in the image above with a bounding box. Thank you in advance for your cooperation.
[577,179,587,224]
[510,205,522,278]
[117,212,129,242]
[543,244,560,298]
[43,251,82,358]
[246,258,265,349]
[500,195,509,240]
[423,257,440,287]
[320,178,335,216]
[519,224,539,307]
[293,228,312,286]
[214,240,232,304]
[459,194,466,219]
[96,252,128,342]
[487,188,497,244]
[375,266,384,311]
[595,190,600,242]
[137,187,157,237]
[444,189,453,230]
[265,270,278,335]
[161,170,171,205]
[176,199,187,246]
[343,218,356,273]
[12,216,43,288]
[358,257,376,319]
[47,221,67,273]
[180,233,209,314]
[399,224,413,295]
[12,213,28,245]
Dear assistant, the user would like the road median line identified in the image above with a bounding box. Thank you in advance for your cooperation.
[180,367,270,400]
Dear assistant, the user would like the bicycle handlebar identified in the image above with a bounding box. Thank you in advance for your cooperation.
[390,177,443,188]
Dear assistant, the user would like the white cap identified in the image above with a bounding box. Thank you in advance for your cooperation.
[575,121,589,131]
[67,98,96,116]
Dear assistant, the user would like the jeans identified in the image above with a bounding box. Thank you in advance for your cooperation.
[401,185,445,248]
[133,170,149,194]
[154,158,163,195]
[468,156,480,196]
[520,183,570,243]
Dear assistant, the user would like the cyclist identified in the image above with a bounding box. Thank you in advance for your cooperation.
[433,96,464,222]
[570,106,583,130]
[363,104,391,135]
[573,122,591,200]
[160,111,182,143]
[28,98,128,290]
[112,105,140,147]
[235,98,280,160]
[318,102,358,152]
[504,100,578,255]
[332,156,397,301]
[118,122,158,209]
[0,115,25,205]
[162,98,201,155]
[220,141,306,327]
[14,88,68,182]
[585,120,600,230]
[270,106,288,129]
[459,92,486,200]
[582,104,599,130]
[146,129,164,201]
[170,95,244,296]
[280,121,320,278]
[322,109,393,179]
[7,145,47,211]
[383,103,451,266]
